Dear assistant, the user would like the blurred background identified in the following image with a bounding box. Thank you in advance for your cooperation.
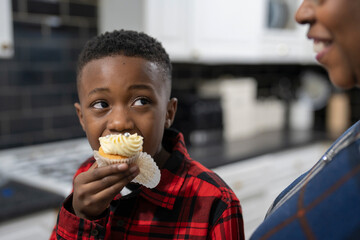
[0,0,359,239]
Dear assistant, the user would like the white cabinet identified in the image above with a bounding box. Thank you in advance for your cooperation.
[144,0,193,61]
[259,0,314,63]
[99,0,314,64]
[0,0,14,58]
[192,0,264,62]
[99,0,193,61]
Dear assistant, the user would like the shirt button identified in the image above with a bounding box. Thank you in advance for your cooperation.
[91,229,99,236]
[117,220,124,227]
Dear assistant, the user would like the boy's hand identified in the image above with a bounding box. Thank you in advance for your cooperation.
[72,162,139,220]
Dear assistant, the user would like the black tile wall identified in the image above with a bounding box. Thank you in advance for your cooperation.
[27,0,61,15]
[0,93,23,112]
[12,22,42,39]
[10,116,45,135]
[52,113,81,130]
[1,0,358,150]
[69,2,97,17]
[0,0,98,149]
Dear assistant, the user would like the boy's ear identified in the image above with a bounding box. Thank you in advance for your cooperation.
[165,98,178,128]
[74,102,86,132]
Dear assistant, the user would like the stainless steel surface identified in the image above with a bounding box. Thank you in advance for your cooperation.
[0,138,92,197]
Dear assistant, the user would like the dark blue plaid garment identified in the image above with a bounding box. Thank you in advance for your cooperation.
[251,120,360,240]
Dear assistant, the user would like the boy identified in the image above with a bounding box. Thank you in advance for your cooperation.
[50,29,244,239]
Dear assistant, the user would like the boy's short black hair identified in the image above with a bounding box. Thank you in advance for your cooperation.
[77,29,172,83]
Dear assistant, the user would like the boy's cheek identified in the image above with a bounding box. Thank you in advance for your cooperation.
[88,137,101,151]
[84,125,103,150]
[143,133,163,156]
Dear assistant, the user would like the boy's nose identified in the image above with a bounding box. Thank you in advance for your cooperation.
[107,107,134,133]
[295,0,315,25]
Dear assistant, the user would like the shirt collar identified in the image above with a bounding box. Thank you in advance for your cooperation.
[139,129,189,210]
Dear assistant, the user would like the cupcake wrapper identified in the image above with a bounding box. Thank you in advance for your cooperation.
[93,150,161,189]
[93,150,137,167]
[132,152,161,189]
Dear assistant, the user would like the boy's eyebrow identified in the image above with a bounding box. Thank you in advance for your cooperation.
[128,84,154,92]
[88,87,110,96]
[88,85,154,97]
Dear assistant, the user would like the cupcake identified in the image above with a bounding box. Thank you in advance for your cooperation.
[93,133,161,188]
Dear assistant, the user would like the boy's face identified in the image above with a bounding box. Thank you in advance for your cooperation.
[75,55,177,158]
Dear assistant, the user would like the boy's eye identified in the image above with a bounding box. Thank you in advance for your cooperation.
[93,101,109,109]
[133,98,150,106]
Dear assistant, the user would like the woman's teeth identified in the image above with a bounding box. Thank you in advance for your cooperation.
[313,41,331,53]
[314,41,325,53]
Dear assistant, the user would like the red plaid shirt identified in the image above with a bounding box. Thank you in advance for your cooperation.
[50,129,244,239]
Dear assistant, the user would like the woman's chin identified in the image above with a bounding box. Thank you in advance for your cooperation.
[328,68,356,90]
[330,78,355,90]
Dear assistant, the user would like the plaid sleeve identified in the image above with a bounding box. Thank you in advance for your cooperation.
[54,195,108,240]
[50,158,108,240]
[208,191,245,239]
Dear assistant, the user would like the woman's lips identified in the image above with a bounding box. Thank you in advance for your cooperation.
[313,40,332,61]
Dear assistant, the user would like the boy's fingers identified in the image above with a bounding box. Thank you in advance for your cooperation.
[80,165,139,193]
[89,162,98,170]
[72,165,140,219]
[75,163,129,185]
[84,163,130,182]
[92,169,139,202]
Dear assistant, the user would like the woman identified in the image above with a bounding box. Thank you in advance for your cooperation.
[251,1,360,239]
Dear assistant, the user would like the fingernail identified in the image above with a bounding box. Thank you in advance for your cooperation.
[117,164,126,170]
[129,166,138,173]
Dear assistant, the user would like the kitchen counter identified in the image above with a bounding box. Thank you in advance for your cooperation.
[190,130,328,168]
[0,129,328,224]
[0,180,64,223]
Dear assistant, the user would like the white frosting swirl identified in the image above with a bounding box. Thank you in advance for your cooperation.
[99,133,143,157]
